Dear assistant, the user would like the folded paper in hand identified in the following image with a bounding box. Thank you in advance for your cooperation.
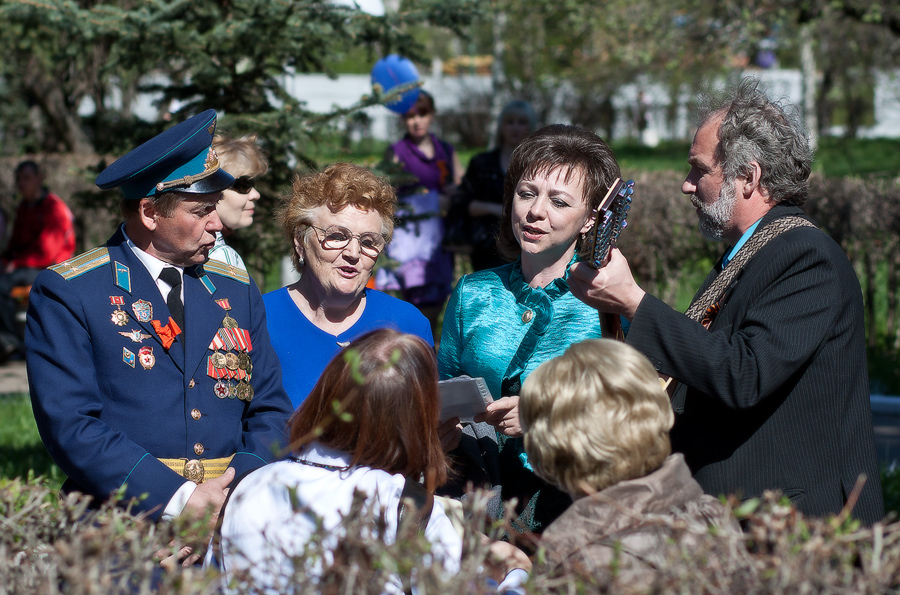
[438,375,493,423]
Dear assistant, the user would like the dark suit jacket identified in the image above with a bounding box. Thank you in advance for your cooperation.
[626,204,884,523]
[26,226,294,519]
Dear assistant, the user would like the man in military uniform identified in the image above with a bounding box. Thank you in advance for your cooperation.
[26,111,294,542]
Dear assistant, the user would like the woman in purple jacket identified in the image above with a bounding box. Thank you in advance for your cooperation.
[376,90,463,337]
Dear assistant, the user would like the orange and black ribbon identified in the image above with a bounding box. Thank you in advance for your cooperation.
[700,302,721,329]
[151,317,182,350]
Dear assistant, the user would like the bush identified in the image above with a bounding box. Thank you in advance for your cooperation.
[4,477,900,594]
[0,477,217,594]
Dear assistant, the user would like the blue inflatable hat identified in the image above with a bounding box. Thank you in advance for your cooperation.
[96,109,235,199]
[371,55,422,115]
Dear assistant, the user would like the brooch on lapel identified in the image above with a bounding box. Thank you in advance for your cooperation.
[131,299,153,323]
[119,329,151,343]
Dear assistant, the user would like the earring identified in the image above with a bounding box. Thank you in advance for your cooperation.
[298,256,305,268]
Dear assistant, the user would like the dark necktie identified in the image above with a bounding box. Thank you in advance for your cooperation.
[158,267,185,345]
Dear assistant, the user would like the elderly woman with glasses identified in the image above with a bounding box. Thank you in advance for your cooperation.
[263,163,434,408]
[208,133,267,272]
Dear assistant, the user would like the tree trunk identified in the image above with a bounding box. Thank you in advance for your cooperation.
[489,7,507,145]
[800,23,819,151]
[22,55,94,154]
[890,252,900,350]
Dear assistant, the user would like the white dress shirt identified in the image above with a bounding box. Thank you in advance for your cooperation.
[124,229,185,302]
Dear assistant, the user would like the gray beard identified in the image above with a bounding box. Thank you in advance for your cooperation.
[694,182,737,242]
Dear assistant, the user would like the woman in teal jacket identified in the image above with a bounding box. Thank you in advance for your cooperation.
[438,124,623,537]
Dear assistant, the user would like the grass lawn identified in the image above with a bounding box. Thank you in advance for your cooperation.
[815,137,900,178]
[0,394,63,489]
[612,137,900,178]
[306,134,900,180]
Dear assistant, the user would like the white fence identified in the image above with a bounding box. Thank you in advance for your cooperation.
[86,68,900,144]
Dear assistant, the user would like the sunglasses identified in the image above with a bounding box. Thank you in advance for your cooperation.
[308,224,386,258]
[231,176,256,194]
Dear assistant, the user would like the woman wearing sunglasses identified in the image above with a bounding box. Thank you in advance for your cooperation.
[263,163,434,409]
[208,133,267,272]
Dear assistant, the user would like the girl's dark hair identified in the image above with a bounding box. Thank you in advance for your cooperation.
[406,90,436,116]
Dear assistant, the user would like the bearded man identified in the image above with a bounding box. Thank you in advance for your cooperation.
[568,79,883,524]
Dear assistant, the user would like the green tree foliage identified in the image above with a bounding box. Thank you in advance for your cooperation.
[684,0,900,137]
[0,0,479,282]
[0,0,116,154]
[440,0,900,142]
[450,0,774,136]
[796,1,899,137]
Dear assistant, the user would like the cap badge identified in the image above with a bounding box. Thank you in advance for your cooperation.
[155,147,221,192]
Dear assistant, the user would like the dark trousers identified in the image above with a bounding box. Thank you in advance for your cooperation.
[0,267,41,353]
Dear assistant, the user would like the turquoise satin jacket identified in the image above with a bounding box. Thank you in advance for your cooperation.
[438,259,604,399]
[438,259,607,533]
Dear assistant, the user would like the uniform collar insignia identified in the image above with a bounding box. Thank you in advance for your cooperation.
[114,261,131,293]
[197,266,217,295]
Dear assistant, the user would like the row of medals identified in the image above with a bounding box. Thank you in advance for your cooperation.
[210,311,254,402]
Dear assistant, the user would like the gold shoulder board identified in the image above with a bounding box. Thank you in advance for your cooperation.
[202,259,250,285]
[49,247,110,281]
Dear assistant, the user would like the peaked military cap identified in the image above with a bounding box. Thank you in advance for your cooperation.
[96,109,234,199]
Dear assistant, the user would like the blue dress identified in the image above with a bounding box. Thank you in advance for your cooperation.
[438,259,605,534]
[264,287,434,409]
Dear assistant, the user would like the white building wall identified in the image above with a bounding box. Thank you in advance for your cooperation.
[82,68,900,142]
[866,71,900,138]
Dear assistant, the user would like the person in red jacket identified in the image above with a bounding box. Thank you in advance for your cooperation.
[0,160,75,358]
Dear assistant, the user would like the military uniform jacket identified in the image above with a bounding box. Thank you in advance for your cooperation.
[26,226,294,519]
[626,204,884,524]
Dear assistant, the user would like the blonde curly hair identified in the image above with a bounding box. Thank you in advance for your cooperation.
[520,339,673,497]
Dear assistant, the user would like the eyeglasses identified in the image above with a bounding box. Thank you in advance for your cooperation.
[231,176,256,194]
[308,225,386,258]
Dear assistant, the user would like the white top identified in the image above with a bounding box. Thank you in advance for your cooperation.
[123,225,185,302]
[207,231,248,272]
[205,442,462,594]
